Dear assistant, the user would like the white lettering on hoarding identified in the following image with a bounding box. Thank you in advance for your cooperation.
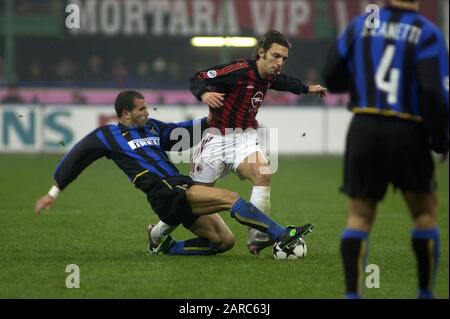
[69,0,311,36]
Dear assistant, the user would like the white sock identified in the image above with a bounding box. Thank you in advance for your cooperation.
[151,220,178,243]
[249,186,271,240]
[250,186,271,215]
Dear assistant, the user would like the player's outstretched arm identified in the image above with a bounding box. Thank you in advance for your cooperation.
[308,84,327,99]
[35,193,56,215]
[34,131,106,216]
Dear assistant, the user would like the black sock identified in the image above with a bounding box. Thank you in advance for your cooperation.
[341,229,368,298]
[412,228,440,298]
[167,237,219,255]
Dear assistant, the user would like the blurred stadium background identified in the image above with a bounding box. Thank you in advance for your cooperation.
[0,0,448,299]
[0,0,448,153]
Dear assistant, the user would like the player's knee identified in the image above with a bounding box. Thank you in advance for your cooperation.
[217,234,236,252]
[348,199,376,226]
[226,191,240,203]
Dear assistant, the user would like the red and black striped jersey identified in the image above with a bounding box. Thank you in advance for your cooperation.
[190,59,309,134]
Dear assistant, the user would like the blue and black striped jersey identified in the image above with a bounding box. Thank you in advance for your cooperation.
[54,117,208,190]
[323,5,449,152]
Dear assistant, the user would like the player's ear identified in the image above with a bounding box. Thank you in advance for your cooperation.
[121,109,131,120]
[258,48,265,59]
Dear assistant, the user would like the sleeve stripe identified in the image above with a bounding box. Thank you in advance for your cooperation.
[216,62,249,75]
[198,61,249,78]
[96,130,111,150]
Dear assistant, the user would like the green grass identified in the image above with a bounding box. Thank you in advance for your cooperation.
[0,155,448,299]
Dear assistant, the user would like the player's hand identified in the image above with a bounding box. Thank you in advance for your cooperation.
[34,194,56,215]
[201,92,225,108]
[308,85,327,99]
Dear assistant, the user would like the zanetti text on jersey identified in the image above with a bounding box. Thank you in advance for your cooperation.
[361,21,422,44]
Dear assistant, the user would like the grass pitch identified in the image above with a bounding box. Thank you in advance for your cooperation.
[0,155,448,299]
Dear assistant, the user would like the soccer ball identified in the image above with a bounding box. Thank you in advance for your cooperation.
[273,238,307,260]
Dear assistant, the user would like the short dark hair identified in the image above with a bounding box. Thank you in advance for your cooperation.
[114,90,144,117]
[254,30,292,59]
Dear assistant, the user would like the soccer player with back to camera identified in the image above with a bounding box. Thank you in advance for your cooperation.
[323,0,448,298]
[34,90,313,256]
[150,30,326,255]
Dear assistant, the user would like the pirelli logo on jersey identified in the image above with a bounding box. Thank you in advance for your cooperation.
[128,137,160,150]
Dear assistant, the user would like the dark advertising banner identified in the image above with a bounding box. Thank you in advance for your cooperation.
[67,0,444,38]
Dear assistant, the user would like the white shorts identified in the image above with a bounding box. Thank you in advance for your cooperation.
[190,129,265,183]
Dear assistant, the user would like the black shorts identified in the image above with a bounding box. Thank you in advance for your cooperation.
[137,175,198,228]
[342,114,436,201]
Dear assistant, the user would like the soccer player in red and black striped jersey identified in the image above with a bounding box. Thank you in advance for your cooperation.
[34,90,314,256]
[188,30,327,255]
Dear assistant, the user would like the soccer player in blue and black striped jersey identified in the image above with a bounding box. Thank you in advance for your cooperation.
[323,0,448,299]
[34,90,313,256]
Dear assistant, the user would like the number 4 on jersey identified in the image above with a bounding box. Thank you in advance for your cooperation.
[376,45,400,105]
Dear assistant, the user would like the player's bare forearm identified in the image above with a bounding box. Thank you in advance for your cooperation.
[34,195,56,215]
